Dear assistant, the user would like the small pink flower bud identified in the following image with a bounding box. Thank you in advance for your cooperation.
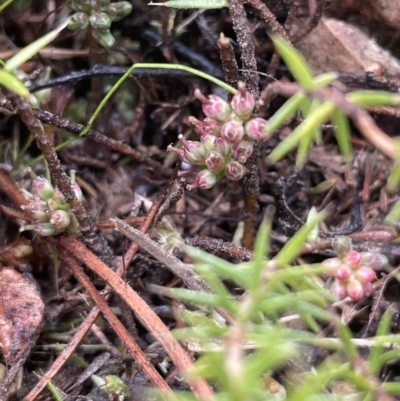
[245,118,269,141]
[334,265,351,281]
[225,161,245,181]
[214,138,232,158]
[205,151,225,172]
[178,135,207,166]
[50,210,71,230]
[221,120,245,144]
[204,118,222,136]
[187,169,218,190]
[344,250,362,268]
[333,236,352,258]
[322,257,342,276]
[199,132,216,150]
[31,176,54,201]
[362,282,373,297]
[361,252,388,270]
[346,280,364,301]
[232,140,254,164]
[231,82,255,120]
[331,280,347,300]
[355,266,375,283]
[194,89,231,122]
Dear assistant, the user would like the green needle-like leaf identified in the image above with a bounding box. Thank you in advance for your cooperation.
[312,72,339,88]
[274,209,327,266]
[5,19,70,72]
[331,108,352,161]
[347,90,400,107]
[271,35,315,90]
[267,91,306,134]
[0,69,30,98]
[368,311,392,373]
[267,101,336,163]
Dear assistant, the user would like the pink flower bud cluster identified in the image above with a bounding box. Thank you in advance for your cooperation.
[20,169,82,237]
[323,236,387,301]
[168,82,270,190]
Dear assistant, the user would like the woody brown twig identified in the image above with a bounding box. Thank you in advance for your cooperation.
[58,234,215,401]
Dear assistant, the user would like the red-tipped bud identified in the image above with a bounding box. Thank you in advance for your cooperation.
[334,264,351,281]
[187,169,218,190]
[331,280,347,300]
[231,82,255,120]
[322,257,342,276]
[333,236,352,258]
[31,176,54,201]
[221,120,244,144]
[225,161,245,181]
[194,89,231,122]
[355,266,376,283]
[50,210,71,230]
[361,252,388,270]
[245,118,269,141]
[346,280,364,301]
[205,151,225,172]
[178,135,207,166]
[344,250,362,268]
[214,138,232,158]
[232,140,253,164]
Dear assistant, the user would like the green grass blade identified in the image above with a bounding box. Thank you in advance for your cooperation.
[347,90,400,107]
[5,19,70,71]
[267,91,306,134]
[267,101,335,163]
[0,69,30,98]
[274,209,327,266]
[331,108,352,161]
[271,35,315,90]
[312,72,338,88]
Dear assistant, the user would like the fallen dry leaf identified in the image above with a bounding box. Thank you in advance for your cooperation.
[293,17,400,75]
[0,267,44,364]
[370,0,400,29]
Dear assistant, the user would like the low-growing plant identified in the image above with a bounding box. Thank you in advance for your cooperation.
[150,211,400,401]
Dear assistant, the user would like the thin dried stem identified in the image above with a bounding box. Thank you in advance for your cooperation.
[58,234,215,401]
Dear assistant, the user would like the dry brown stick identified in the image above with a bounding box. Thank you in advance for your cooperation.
[218,32,239,101]
[244,0,290,42]
[4,91,114,264]
[228,0,259,99]
[112,218,212,293]
[58,234,215,400]
[62,253,175,398]
[290,0,329,43]
[227,0,261,249]
[0,170,29,207]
